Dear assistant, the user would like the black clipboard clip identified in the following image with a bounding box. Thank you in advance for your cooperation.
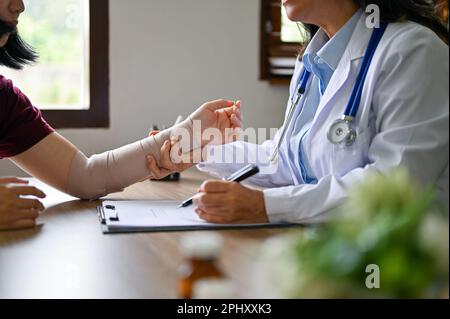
[97,204,119,224]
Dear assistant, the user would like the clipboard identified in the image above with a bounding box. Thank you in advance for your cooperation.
[97,200,297,234]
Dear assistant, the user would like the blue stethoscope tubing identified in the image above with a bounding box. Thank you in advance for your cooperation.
[270,22,388,163]
[346,22,388,118]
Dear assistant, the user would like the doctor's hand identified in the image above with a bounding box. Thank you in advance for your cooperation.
[193,180,269,224]
[146,141,194,180]
[0,178,46,231]
[188,99,242,146]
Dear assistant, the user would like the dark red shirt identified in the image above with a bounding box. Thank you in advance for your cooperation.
[0,75,54,159]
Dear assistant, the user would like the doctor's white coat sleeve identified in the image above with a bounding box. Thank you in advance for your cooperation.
[197,138,296,188]
[263,28,449,223]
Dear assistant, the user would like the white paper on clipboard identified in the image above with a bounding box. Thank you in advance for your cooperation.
[98,200,295,234]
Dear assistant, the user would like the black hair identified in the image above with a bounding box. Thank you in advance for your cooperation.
[0,19,38,70]
[355,0,449,44]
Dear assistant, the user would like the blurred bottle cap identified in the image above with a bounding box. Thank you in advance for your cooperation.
[180,233,224,259]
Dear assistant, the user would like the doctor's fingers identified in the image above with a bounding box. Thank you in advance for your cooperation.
[193,193,228,211]
[196,209,231,224]
[15,198,45,211]
[158,141,178,168]
[199,180,234,193]
[146,156,172,180]
[159,141,193,170]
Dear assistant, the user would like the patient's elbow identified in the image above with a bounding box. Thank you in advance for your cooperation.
[66,152,110,200]
[67,188,105,201]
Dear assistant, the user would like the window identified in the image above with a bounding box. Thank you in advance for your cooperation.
[281,6,305,43]
[0,0,109,128]
[260,0,310,84]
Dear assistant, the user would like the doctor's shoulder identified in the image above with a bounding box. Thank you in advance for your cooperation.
[381,20,448,62]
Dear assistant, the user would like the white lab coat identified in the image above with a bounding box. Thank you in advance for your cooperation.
[198,15,449,223]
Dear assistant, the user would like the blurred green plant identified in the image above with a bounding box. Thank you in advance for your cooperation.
[260,169,449,298]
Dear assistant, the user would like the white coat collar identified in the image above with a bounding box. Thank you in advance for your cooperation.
[347,13,374,61]
[307,13,374,137]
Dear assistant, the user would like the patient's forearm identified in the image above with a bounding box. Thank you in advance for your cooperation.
[66,122,195,199]
[67,135,168,199]
[12,126,187,200]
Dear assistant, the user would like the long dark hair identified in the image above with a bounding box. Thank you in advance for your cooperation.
[355,0,449,44]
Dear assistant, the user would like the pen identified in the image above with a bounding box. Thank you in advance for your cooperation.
[177,164,260,208]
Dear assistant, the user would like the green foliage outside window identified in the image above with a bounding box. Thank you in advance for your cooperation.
[1,0,87,109]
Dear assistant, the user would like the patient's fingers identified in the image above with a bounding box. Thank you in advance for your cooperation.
[204,99,235,112]
[234,103,242,119]
[15,198,45,211]
[13,209,40,221]
[0,177,29,185]
[11,185,46,198]
[233,101,242,121]
[0,219,36,231]
[224,105,241,122]
[231,114,241,128]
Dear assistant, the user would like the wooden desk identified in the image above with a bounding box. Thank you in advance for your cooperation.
[0,169,290,299]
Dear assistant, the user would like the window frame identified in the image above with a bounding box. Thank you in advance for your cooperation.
[42,0,110,129]
[260,0,304,85]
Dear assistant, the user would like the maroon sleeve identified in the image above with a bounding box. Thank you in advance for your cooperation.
[0,76,55,159]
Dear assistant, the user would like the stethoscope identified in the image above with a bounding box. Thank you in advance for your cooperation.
[270,22,388,163]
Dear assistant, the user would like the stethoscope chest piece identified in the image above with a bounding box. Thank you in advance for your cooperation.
[327,117,357,146]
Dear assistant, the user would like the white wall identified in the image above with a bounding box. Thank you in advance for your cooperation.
[0,0,289,176]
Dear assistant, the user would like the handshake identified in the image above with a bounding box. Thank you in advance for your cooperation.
[146,99,242,180]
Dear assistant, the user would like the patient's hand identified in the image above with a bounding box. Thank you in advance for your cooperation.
[146,99,242,179]
[188,99,242,146]
[146,141,194,180]
[0,178,46,230]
